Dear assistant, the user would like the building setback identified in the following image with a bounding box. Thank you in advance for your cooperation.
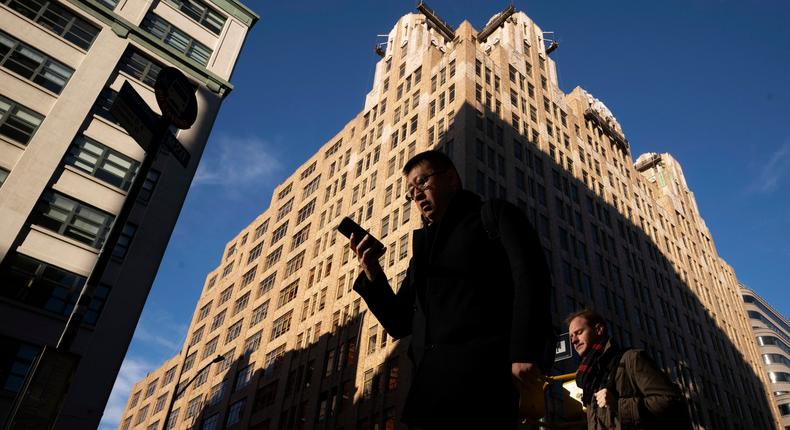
[120,5,780,429]
[741,286,790,427]
[0,0,257,428]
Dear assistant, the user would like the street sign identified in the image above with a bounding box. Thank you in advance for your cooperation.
[110,81,159,152]
[163,132,191,168]
[155,67,197,129]
[555,332,572,362]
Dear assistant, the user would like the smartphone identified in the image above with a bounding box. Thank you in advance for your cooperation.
[337,217,384,251]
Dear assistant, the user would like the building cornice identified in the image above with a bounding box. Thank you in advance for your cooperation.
[67,0,259,96]
[206,0,259,27]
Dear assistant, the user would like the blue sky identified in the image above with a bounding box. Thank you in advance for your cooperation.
[99,1,790,427]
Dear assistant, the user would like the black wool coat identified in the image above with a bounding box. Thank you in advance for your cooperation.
[353,190,553,428]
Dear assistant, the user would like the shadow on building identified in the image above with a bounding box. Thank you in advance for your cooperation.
[461,100,775,428]
[187,313,410,429]
[187,101,774,429]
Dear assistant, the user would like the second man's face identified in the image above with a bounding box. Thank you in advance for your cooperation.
[405,161,456,224]
[569,317,602,357]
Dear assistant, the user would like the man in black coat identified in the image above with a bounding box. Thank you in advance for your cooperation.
[350,150,553,429]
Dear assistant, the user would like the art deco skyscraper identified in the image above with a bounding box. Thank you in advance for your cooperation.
[0,0,257,428]
[121,5,780,429]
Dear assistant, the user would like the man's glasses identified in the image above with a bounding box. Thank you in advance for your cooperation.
[405,171,446,202]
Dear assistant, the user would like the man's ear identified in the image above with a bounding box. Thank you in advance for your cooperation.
[594,323,606,337]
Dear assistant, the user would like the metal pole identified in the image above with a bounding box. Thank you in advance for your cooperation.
[57,118,169,351]
[161,354,224,430]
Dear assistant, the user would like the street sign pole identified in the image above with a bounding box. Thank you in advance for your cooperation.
[5,70,196,430]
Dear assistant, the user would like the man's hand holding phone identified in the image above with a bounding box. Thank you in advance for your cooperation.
[337,217,386,282]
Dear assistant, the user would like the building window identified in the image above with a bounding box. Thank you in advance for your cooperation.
[110,221,134,255]
[291,224,310,250]
[96,0,119,9]
[283,251,305,278]
[0,30,74,93]
[277,280,299,308]
[145,378,159,397]
[0,167,9,188]
[235,365,252,391]
[202,336,218,359]
[138,169,160,203]
[254,220,269,239]
[233,291,250,314]
[258,273,276,297]
[264,246,283,270]
[276,198,294,221]
[200,413,219,430]
[225,320,243,343]
[65,135,140,190]
[140,13,213,66]
[263,344,286,373]
[32,190,114,248]
[135,405,149,425]
[240,267,256,288]
[271,223,288,244]
[164,0,227,35]
[162,367,177,386]
[253,380,278,412]
[221,263,234,279]
[243,330,262,355]
[118,48,164,87]
[208,379,228,406]
[247,243,263,264]
[3,0,101,48]
[0,337,40,393]
[0,253,113,323]
[185,395,202,418]
[270,311,293,341]
[250,301,269,326]
[296,199,316,224]
[0,95,45,145]
[226,399,246,426]
[189,325,204,346]
[209,309,226,331]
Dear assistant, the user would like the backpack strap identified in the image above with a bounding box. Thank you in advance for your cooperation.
[606,347,630,391]
[480,199,504,239]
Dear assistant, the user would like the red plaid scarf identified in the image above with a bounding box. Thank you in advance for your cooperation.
[575,336,615,406]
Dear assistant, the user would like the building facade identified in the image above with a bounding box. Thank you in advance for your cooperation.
[741,286,790,428]
[120,5,780,429]
[0,0,257,428]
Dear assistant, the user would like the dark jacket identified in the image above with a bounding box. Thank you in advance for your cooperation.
[353,190,552,428]
[587,340,690,430]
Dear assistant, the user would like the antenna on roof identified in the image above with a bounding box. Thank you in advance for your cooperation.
[542,31,559,55]
[374,34,388,57]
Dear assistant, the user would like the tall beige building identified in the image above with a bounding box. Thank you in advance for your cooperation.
[741,286,790,428]
[120,5,780,429]
[0,0,257,428]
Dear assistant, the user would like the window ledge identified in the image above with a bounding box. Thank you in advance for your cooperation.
[29,224,102,255]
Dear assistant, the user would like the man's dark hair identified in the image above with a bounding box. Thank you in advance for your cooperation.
[565,308,607,330]
[402,150,458,176]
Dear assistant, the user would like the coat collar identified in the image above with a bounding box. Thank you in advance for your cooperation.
[413,190,481,262]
